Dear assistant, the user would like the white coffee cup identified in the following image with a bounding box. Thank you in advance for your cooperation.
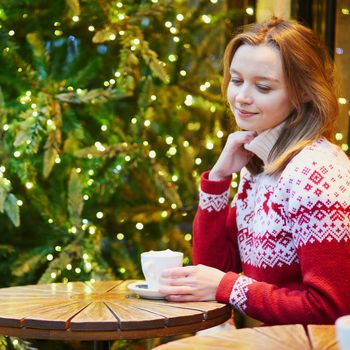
[141,249,183,290]
[336,315,350,350]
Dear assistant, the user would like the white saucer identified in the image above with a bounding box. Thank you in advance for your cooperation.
[127,281,165,300]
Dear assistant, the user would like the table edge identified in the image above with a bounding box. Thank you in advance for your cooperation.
[0,312,231,340]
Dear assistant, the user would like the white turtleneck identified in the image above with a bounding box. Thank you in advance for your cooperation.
[243,122,285,165]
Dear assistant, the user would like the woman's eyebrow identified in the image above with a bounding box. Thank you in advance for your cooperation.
[229,68,280,83]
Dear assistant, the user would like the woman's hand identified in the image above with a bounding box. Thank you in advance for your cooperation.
[158,264,226,302]
[209,131,256,181]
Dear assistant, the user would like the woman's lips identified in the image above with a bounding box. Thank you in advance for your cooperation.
[234,107,258,118]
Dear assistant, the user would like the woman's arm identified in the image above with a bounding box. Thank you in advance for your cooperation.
[215,237,350,325]
[159,172,241,302]
[192,171,241,273]
[192,131,256,271]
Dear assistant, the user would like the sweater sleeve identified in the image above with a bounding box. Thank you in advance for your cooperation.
[216,147,350,325]
[192,171,241,273]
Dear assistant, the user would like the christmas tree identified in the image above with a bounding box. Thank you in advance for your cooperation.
[0,0,252,348]
[2,0,349,349]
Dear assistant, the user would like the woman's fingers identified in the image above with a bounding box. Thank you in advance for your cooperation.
[161,266,194,278]
[166,294,197,302]
[226,130,256,148]
[159,276,191,287]
[209,130,257,179]
[158,285,193,296]
[158,265,224,302]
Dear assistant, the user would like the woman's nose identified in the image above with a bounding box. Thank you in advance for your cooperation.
[235,86,253,104]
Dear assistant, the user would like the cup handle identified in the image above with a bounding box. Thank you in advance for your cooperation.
[143,260,155,279]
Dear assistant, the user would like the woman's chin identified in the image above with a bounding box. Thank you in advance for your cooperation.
[235,122,258,133]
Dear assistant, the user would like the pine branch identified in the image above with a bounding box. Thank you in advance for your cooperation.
[67,169,84,225]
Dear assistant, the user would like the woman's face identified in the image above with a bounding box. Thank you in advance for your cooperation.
[227,44,293,134]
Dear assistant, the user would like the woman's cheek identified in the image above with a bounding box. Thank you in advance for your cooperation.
[226,90,236,108]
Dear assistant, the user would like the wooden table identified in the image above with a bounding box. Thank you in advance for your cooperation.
[154,324,339,349]
[0,280,231,343]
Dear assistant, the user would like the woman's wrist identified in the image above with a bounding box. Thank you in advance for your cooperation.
[208,169,230,181]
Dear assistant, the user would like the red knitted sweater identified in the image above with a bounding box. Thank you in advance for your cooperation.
[193,134,350,325]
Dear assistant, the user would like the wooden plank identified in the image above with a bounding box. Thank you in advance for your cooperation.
[24,301,91,330]
[131,299,231,321]
[307,325,339,350]
[70,302,119,331]
[0,300,63,307]
[0,303,47,328]
[243,324,311,350]
[105,301,166,330]
[84,280,123,293]
[124,299,204,326]
[0,299,77,327]
[0,312,230,340]
[154,325,311,350]
[0,282,87,299]
[100,293,127,303]
[155,336,244,349]
[0,296,68,304]
[108,280,135,293]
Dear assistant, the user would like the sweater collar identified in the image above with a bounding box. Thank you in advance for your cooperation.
[244,122,285,165]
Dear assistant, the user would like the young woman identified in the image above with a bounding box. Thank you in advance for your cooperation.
[159,17,350,325]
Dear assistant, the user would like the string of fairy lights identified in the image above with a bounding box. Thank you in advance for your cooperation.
[1,2,349,283]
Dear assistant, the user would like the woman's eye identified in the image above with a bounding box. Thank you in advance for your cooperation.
[256,85,271,92]
[230,78,242,85]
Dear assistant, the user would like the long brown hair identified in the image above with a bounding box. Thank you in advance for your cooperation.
[222,17,338,175]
